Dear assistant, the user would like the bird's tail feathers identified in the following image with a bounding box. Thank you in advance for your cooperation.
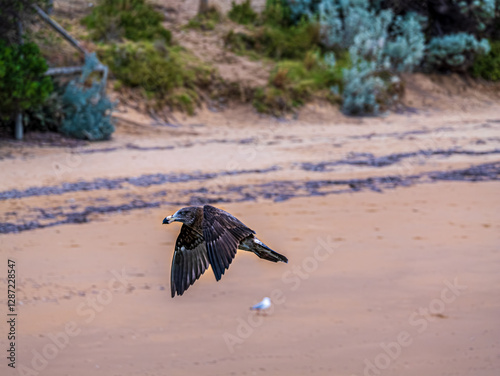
[250,238,288,263]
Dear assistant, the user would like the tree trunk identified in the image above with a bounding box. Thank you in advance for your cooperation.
[15,113,23,140]
[16,21,23,140]
[198,0,209,15]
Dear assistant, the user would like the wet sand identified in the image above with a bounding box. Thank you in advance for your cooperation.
[1,104,500,376]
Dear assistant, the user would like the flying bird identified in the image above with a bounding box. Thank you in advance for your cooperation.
[163,205,288,297]
[250,297,271,314]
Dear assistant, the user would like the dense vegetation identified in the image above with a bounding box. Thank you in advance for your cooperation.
[228,0,258,25]
[83,0,215,115]
[2,0,500,140]
[225,0,347,114]
[0,40,54,121]
[0,0,53,125]
[226,0,500,115]
[472,40,500,81]
[99,41,214,114]
[187,6,224,31]
[0,0,49,44]
[0,0,117,140]
[82,0,171,43]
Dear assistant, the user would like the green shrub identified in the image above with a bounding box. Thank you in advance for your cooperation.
[225,19,320,60]
[471,40,500,81]
[263,0,293,27]
[228,0,257,25]
[276,54,345,90]
[100,41,179,95]
[224,30,257,55]
[82,0,171,43]
[0,41,53,119]
[227,0,294,28]
[225,0,322,61]
[257,19,320,59]
[99,41,213,112]
[253,86,292,114]
[186,6,223,31]
[253,51,349,114]
[24,85,65,133]
[169,88,199,115]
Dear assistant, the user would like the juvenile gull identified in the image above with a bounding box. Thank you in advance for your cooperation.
[163,205,288,297]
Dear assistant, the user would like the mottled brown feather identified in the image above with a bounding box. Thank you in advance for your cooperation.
[170,224,209,297]
[202,205,255,281]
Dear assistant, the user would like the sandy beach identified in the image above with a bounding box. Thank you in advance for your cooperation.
[1,100,500,376]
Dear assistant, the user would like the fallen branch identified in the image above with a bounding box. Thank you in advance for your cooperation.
[45,64,107,77]
[32,4,87,55]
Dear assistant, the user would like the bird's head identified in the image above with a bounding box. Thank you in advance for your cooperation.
[163,207,197,226]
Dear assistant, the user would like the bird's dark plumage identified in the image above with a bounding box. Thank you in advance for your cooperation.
[163,205,288,297]
[202,205,255,281]
[171,224,209,297]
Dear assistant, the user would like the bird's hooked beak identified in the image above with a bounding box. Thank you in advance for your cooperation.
[162,215,175,224]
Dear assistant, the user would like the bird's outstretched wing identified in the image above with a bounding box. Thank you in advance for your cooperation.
[202,205,255,281]
[171,224,209,297]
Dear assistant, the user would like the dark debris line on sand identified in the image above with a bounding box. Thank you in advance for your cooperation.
[2,148,499,201]
[0,166,281,201]
[0,200,164,234]
[73,138,259,155]
[1,162,499,235]
[299,148,500,171]
[346,126,455,140]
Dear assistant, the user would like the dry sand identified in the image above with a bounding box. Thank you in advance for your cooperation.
[1,1,499,374]
[1,99,500,376]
